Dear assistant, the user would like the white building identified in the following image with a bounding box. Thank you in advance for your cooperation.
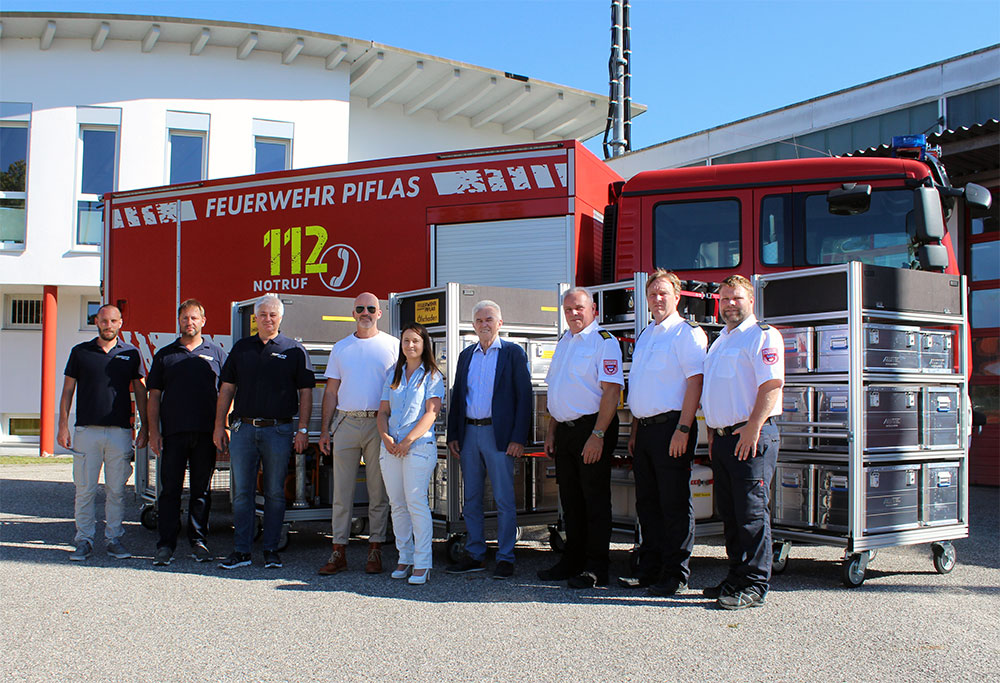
[0,12,633,450]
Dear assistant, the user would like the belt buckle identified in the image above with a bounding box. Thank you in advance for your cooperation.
[716,427,725,437]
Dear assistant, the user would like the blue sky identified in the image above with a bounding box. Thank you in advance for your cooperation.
[4,0,998,154]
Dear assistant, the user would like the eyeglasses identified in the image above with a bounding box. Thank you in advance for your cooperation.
[355,305,378,314]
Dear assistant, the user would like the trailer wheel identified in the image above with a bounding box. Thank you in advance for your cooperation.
[445,534,466,563]
[841,553,868,588]
[548,528,566,553]
[931,542,956,574]
[772,541,791,574]
[140,505,158,530]
[277,523,290,552]
[350,517,368,537]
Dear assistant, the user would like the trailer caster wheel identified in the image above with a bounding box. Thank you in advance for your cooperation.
[841,552,869,588]
[140,505,158,530]
[772,541,791,574]
[445,534,466,563]
[350,516,368,537]
[931,542,956,574]
[548,527,566,553]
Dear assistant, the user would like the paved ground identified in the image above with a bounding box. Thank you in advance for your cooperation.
[1,459,997,682]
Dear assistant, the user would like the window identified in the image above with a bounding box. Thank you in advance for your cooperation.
[255,137,290,173]
[4,295,42,329]
[0,123,28,245]
[169,131,206,184]
[8,417,40,437]
[760,195,791,266]
[971,242,1000,282]
[803,189,914,267]
[77,127,118,246]
[82,300,101,329]
[653,199,740,271]
[971,289,1000,329]
[947,85,1000,130]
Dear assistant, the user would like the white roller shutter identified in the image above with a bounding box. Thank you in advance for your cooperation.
[434,216,572,290]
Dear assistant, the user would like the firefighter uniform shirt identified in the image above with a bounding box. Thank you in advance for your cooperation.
[220,333,315,420]
[702,315,784,429]
[546,320,624,423]
[64,338,145,428]
[628,313,707,418]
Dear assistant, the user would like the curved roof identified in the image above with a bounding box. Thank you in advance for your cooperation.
[0,11,645,143]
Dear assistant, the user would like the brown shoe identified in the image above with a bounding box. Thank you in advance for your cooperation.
[318,544,347,575]
[365,542,383,574]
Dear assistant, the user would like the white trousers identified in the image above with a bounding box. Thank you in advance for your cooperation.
[379,443,437,569]
[72,426,133,544]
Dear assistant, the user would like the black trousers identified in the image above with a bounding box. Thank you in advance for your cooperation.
[632,413,697,583]
[710,421,780,593]
[553,413,619,576]
[157,431,217,551]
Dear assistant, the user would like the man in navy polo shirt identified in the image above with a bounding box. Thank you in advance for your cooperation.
[147,299,227,566]
[58,303,148,562]
[213,293,315,570]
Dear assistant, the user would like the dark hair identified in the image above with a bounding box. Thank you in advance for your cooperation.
[390,322,439,389]
[178,298,205,317]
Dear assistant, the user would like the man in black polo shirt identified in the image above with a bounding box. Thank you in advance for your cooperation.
[213,293,314,570]
[147,299,227,566]
[57,304,148,562]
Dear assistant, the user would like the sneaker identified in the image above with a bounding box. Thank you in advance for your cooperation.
[647,577,687,597]
[106,539,131,559]
[702,579,738,599]
[567,571,608,589]
[445,554,487,574]
[537,563,575,582]
[152,546,173,566]
[617,575,657,589]
[69,540,92,562]
[218,551,252,570]
[492,560,514,580]
[190,542,212,563]
[717,586,766,610]
[264,550,283,569]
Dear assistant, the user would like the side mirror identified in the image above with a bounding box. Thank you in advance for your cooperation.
[827,183,871,216]
[963,183,993,218]
[914,186,945,242]
[917,243,949,271]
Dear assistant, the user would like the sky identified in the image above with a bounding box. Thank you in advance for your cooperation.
[3,0,998,156]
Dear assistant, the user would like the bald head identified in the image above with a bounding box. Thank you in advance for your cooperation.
[353,292,382,336]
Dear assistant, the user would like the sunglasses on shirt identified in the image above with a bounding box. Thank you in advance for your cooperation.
[355,305,378,314]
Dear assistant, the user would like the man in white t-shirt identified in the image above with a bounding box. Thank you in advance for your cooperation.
[317,292,399,576]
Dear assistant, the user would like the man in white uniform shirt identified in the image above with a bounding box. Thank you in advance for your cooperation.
[317,293,398,575]
[539,287,624,589]
[620,270,707,596]
[701,274,783,610]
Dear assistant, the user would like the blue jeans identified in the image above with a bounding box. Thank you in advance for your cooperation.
[460,424,517,564]
[229,421,293,553]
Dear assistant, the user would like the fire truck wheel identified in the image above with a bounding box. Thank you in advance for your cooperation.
[445,534,466,563]
[931,542,956,574]
[140,505,158,530]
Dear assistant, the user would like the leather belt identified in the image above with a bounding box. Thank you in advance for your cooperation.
[636,411,680,427]
[338,410,379,419]
[236,417,293,427]
[714,417,774,437]
[466,417,493,426]
[561,413,598,428]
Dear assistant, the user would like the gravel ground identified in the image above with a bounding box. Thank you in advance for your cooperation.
[1,461,997,683]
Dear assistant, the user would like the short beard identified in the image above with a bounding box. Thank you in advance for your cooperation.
[98,328,117,341]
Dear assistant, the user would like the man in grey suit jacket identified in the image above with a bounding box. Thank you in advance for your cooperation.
[445,300,532,579]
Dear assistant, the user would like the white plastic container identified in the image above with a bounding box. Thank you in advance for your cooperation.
[691,463,714,520]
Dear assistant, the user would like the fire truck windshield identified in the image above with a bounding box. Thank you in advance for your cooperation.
[803,189,915,267]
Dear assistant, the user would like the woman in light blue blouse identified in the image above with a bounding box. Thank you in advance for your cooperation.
[376,322,444,585]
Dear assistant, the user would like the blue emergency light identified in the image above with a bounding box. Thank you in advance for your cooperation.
[891,134,930,160]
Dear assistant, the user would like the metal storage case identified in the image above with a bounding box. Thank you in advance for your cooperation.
[922,386,961,449]
[815,464,921,534]
[816,323,921,373]
[921,462,961,526]
[779,386,814,450]
[773,463,815,528]
[781,326,815,374]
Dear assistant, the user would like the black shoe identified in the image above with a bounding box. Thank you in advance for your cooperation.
[218,551,252,570]
[190,542,212,563]
[264,550,283,569]
[647,577,688,597]
[537,564,575,582]
[717,586,766,610]
[567,571,608,589]
[702,580,737,599]
[617,575,657,589]
[445,555,487,574]
[492,560,514,580]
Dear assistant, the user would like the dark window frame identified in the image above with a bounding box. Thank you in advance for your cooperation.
[651,196,743,272]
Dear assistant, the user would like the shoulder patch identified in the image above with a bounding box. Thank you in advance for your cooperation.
[684,319,701,328]
[757,321,771,330]
[598,330,613,340]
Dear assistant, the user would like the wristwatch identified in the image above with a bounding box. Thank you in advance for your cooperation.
[676,424,691,434]
[297,427,308,435]
[592,429,606,439]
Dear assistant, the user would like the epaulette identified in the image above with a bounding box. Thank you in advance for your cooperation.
[684,319,700,328]
[598,330,613,340]
[757,321,771,330]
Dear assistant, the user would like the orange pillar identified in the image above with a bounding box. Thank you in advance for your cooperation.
[40,285,58,456]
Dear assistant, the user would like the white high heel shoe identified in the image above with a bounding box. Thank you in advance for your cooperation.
[391,564,413,579]
[408,568,430,585]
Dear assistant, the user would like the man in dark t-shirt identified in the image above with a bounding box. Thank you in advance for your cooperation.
[147,299,227,566]
[58,304,147,562]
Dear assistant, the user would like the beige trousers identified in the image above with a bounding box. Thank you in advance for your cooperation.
[331,415,389,544]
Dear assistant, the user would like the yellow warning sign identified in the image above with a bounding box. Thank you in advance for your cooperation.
[415,299,439,325]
